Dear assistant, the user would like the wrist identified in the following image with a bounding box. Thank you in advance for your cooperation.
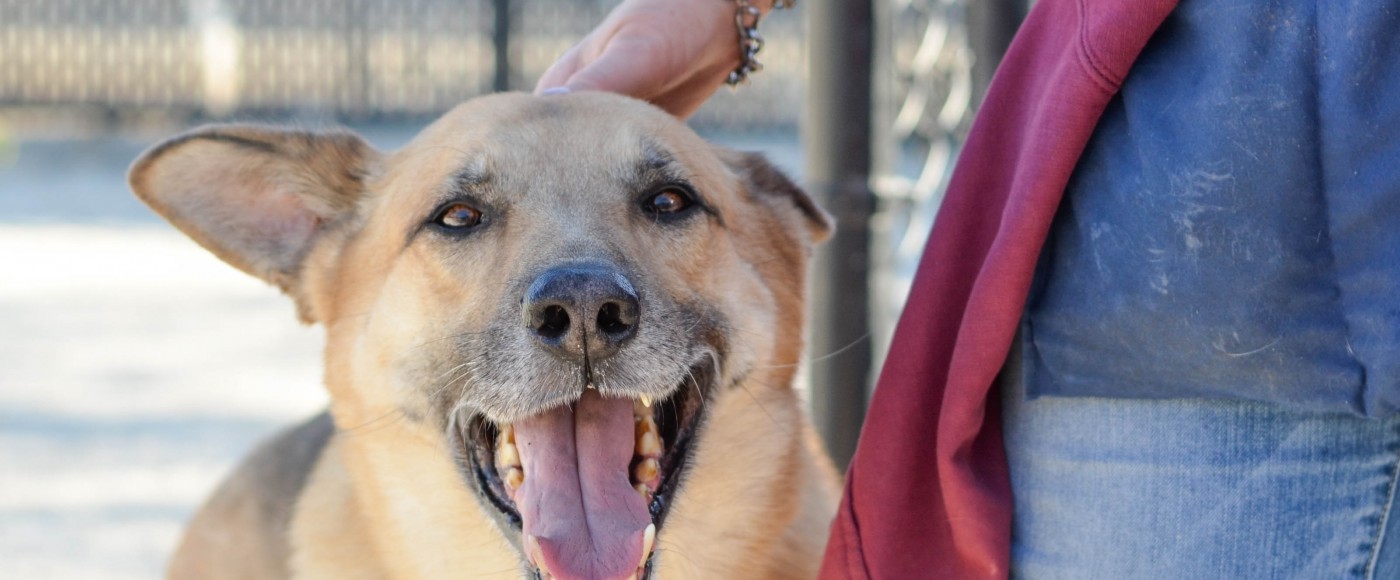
[726,0,794,86]
[743,0,794,15]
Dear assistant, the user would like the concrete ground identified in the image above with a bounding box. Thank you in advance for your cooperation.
[0,125,800,578]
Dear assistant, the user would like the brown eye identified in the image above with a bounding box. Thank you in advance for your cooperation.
[434,203,482,229]
[646,188,693,214]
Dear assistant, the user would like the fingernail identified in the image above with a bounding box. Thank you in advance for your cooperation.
[539,87,571,96]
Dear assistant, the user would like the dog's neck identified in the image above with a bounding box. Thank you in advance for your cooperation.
[292,424,519,578]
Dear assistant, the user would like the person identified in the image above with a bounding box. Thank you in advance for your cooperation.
[537,0,1400,578]
[533,0,756,118]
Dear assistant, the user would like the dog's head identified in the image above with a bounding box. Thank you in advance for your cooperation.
[131,92,830,579]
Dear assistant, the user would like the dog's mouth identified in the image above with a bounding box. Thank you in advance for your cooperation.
[451,357,715,580]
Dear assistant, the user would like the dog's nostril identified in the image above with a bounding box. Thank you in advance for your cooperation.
[536,305,571,340]
[596,302,631,337]
[595,296,640,346]
[523,264,639,360]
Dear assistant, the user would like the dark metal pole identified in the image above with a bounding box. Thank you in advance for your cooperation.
[492,0,512,92]
[967,0,1026,107]
[344,0,369,115]
[804,0,874,471]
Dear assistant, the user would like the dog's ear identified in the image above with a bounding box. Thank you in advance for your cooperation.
[129,125,379,298]
[726,151,833,244]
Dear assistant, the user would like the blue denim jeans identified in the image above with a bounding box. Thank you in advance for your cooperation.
[1003,378,1400,579]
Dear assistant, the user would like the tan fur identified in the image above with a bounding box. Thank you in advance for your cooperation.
[132,93,839,580]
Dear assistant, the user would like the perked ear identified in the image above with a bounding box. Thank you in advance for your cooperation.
[726,151,834,244]
[129,125,379,298]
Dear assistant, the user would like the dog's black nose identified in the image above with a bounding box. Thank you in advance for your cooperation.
[523,264,640,363]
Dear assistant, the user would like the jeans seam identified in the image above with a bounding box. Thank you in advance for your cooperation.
[1363,424,1400,580]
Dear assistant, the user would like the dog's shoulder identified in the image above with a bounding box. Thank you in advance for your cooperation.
[167,412,334,580]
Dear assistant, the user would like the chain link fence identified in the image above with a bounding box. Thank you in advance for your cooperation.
[0,0,803,131]
[869,0,976,360]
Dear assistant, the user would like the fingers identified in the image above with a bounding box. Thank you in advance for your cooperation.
[535,43,727,119]
[555,39,671,100]
[534,37,664,102]
[530,0,740,118]
[534,44,583,94]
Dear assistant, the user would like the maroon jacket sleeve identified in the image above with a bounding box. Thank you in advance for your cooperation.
[819,1,1179,577]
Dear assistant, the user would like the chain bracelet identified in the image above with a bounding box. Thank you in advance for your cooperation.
[726,0,794,87]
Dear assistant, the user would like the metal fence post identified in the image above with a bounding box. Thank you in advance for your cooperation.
[967,0,1026,107]
[492,0,512,92]
[805,0,874,471]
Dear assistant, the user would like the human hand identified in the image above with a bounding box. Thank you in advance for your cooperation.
[534,0,751,119]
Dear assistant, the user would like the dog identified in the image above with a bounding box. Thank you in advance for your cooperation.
[130,92,840,580]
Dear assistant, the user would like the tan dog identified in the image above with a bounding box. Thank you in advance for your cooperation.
[131,92,839,580]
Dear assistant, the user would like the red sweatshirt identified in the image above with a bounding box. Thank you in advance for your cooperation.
[819,1,1179,577]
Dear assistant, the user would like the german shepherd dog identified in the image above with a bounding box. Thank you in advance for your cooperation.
[130,93,839,579]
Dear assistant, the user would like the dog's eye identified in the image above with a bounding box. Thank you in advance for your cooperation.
[434,203,483,229]
[645,187,693,215]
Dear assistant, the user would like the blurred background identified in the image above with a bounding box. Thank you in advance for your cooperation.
[0,0,1023,576]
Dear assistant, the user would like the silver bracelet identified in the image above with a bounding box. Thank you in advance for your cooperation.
[726,0,794,87]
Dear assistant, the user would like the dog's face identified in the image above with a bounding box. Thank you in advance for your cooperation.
[131,93,830,579]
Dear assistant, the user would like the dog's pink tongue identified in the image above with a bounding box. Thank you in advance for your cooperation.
[514,390,650,580]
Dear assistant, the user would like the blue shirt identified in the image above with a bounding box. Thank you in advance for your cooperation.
[1021,0,1400,417]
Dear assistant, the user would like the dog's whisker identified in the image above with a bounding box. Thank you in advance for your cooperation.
[395,328,491,359]
[734,380,797,436]
[684,365,706,413]
[339,408,410,436]
[804,332,873,365]
[433,361,473,382]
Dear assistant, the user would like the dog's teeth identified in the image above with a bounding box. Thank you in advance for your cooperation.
[495,441,521,470]
[494,425,520,476]
[635,416,663,458]
[637,430,663,458]
[505,467,524,492]
[641,522,657,563]
[633,458,659,484]
[641,394,652,407]
[526,534,546,569]
[635,483,651,502]
[628,524,656,580]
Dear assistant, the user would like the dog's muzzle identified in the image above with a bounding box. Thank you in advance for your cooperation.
[449,261,720,580]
